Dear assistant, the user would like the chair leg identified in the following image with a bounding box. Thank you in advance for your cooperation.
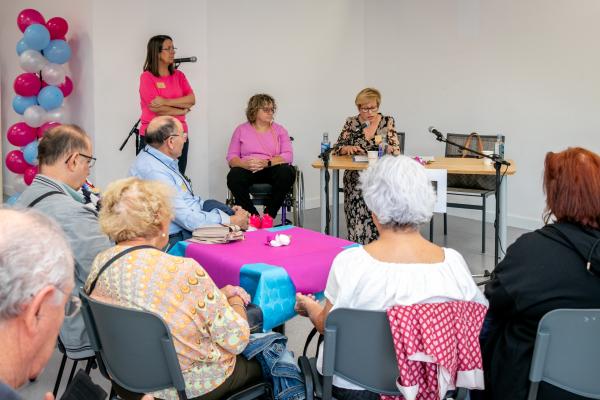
[66,359,79,386]
[429,217,434,242]
[443,213,448,235]
[52,353,68,396]
[84,358,95,374]
[482,196,486,254]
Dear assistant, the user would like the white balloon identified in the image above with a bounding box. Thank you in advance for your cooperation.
[19,49,48,73]
[45,105,68,124]
[23,105,47,128]
[41,63,66,86]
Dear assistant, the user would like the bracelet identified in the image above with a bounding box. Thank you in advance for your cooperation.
[229,301,246,309]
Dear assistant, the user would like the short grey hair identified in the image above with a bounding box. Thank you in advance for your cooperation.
[0,208,74,320]
[360,155,435,230]
[145,117,177,147]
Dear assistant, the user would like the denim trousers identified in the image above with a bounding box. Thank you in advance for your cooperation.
[243,332,305,400]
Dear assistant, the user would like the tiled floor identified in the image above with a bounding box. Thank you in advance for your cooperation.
[18,208,529,399]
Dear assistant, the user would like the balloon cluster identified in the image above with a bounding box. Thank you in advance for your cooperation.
[6,9,72,187]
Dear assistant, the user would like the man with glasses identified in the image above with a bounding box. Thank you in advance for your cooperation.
[0,208,76,399]
[16,124,111,362]
[131,116,250,250]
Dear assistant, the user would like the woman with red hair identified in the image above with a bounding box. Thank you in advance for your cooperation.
[481,147,600,400]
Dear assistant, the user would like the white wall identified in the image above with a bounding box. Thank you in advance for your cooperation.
[2,0,600,229]
[205,1,365,202]
[365,0,600,229]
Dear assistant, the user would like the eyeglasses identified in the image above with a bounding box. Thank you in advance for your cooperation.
[168,132,188,140]
[359,106,379,114]
[78,153,96,167]
[261,107,276,113]
[65,153,96,168]
[161,47,177,53]
[56,287,82,318]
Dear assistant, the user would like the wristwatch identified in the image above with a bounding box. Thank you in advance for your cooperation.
[267,159,272,167]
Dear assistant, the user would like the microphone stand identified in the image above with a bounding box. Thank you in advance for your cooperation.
[119,119,141,152]
[319,148,334,235]
[432,133,510,266]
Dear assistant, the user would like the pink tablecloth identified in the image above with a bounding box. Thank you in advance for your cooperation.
[184,226,354,293]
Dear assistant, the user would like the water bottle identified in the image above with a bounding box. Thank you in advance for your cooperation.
[320,132,331,155]
[494,134,505,159]
[378,134,388,158]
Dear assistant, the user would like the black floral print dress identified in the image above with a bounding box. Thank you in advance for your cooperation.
[332,114,401,244]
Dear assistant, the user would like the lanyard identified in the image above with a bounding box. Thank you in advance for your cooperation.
[143,148,194,196]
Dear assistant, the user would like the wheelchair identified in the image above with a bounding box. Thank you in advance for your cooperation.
[227,165,305,227]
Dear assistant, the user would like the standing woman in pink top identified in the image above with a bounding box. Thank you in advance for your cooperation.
[226,94,295,226]
[139,35,195,174]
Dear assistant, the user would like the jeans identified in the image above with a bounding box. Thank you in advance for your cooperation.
[243,332,305,400]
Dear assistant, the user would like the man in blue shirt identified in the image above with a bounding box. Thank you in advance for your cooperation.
[130,116,249,249]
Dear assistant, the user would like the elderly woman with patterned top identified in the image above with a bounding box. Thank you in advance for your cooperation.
[226,94,295,228]
[139,35,196,174]
[85,177,263,400]
[332,88,401,244]
[295,156,487,400]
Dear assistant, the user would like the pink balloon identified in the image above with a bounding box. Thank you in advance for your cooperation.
[7,122,37,146]
[24,166,39,185]
[59,76,73,97]
[37,121,61,138]
[46,17,68,39]
[13,73,42,97]
[5,150,28,174]
[17,9,45,33]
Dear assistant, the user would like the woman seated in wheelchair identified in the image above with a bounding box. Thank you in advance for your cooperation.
[85,177,263,400]
[295,155,487,400]
[226,93,296,229]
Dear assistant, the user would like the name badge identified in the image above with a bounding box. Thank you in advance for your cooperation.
[156,82,166,89]
[374,134,382,145]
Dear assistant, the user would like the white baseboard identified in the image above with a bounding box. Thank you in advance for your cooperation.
[304,196,542,232]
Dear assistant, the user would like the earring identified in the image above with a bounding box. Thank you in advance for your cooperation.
[161,233,167,238]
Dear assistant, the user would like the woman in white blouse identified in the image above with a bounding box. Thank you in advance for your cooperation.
[295,155,488,400]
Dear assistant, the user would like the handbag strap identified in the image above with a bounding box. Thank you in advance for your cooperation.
[86,245,155,294]
[302,327,324,358]
[462,132,484,157]
[27,190,65,207]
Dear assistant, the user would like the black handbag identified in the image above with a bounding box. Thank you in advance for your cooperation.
[447,132,496,191]
[246,303,264,333]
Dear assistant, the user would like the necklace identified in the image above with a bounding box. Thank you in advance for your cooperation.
[253,124,280,157]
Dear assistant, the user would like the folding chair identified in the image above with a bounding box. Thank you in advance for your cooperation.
[298,308,465,400]
[528,308,600,400]
[79,292,272,400]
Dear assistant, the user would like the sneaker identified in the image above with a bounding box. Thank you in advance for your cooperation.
[249,214,262,229]
[261,214,274,229]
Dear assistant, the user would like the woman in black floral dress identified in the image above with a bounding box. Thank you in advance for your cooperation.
[332,88,401,244]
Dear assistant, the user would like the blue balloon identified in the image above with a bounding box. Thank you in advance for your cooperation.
[16,38,30,55]
[5,193,21,206]
[12,95,38,115]
[43,40,71,64]
[22,141,39,165]
[23,24,51,51]
[37,86,64,111]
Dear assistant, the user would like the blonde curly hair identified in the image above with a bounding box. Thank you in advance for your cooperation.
[99,177,174,243]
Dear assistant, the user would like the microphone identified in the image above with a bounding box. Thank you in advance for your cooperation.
[428,126,444,140]
[174,56,197,63]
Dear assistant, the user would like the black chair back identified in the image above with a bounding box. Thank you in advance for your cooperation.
[79,291,188,400]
